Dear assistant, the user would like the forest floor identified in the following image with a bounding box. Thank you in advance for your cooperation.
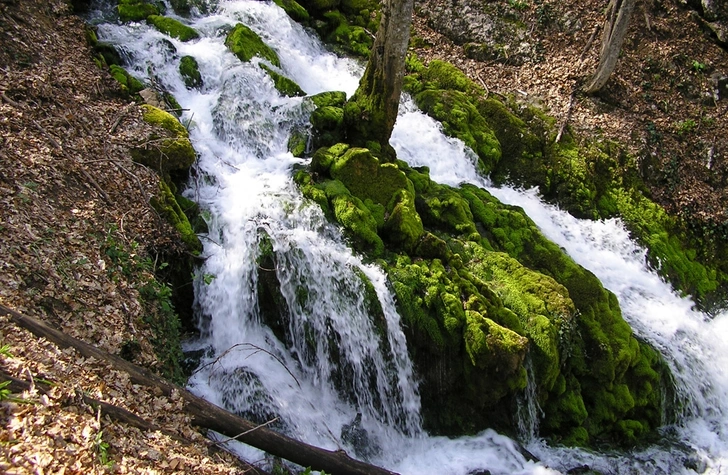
[0,0,726,473]
[412,0,728,231]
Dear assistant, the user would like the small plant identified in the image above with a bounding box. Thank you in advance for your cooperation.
[508,0,529,10]
[93,430,113,467]
[676,119,697,136]
[0,344,13,358]
[692,60,706,72]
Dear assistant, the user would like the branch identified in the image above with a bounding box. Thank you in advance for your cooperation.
[0,303,399,475]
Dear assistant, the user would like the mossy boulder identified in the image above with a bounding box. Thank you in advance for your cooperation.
[259,64,305,97]
[179,55,203,89]
[273,0,310,23]
[132,105,196,176]
[224,23,280,66]
[308,92,347,148]
[109,65,145,95]
[147,15,200,42]
[117,0,160,22]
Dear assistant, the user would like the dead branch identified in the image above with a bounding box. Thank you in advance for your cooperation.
[0,303,399,475]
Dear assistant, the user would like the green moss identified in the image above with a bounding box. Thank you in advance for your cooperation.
[147,15,199,41]
[287,129,308,157]
[322,180,384,255]
[312,10,372,58]
[132,105,196,175]
[150,180,202,253]
[259,64,305,97]
[109,65,145,95]
[273,0,310,22]
[117,0,160,22]
[179,55,203,89]
[224,23,280,66]
[412,89,501,174]
[310,91,347,109]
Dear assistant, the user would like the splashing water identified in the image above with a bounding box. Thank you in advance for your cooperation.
[93,0,728,473]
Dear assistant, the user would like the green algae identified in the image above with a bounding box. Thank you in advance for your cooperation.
[147,15,199,41]
[274,0,311,23]
[150,180,202,253]
[224,23,280,66]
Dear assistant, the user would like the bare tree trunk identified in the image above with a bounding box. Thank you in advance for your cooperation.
[584,0,636,94]
[343,0,414,159]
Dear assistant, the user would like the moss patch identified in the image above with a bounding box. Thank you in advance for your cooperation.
[132,105,196,176]
[147,15,199,42]
[259,64,305,97]
[179,55,203,89]
[224,23,280,66]
[117,0,160,22]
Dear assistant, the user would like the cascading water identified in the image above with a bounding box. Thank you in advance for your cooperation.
[92,0,728,473]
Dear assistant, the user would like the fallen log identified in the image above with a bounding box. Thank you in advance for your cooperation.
[0,303,399,475]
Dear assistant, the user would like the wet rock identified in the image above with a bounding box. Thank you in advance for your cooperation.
[340,413,380,460]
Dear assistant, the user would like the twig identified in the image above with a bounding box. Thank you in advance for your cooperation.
[578,24,601,66]
[210,417,280,447]
[1,91,21,108]
[78,167,112,204]
[474,72,490,99]
[32,120,61,149]
[109,103,135,134]
[555,92,577,144]
[193,343,301,389]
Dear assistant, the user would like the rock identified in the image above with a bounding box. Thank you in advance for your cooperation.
[179,55,203,89]
[340,413,380,460]
[147,15,200,42]
[224,23,280,66]
[117,0,160,23]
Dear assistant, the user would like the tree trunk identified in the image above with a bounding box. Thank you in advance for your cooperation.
[584,0,636,94]
[0,303,399,475]
[343,0,414,159]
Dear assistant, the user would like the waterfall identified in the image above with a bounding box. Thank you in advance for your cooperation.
[93,0,728,473]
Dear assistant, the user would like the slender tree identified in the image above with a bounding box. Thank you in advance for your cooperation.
[343,0,414,159]
[585,0,636,94]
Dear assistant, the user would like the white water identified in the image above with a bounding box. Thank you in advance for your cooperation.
[93,1,728,473]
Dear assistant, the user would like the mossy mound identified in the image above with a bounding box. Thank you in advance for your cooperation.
[132,105,196,176]
[307,91,347,148]
[298,144,423,252]
[109,64,145,96]
[295,147,668,444]
[179,55,203,89]
[117,0,160,22]
[224,23,280,66]
[259,64,305,97]
[147,15,200,42]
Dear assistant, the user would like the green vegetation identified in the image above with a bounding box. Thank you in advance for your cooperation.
[103,227,186,383]
[109,65,145,96]
[117,0,160,22]
[179,55,203,89]
[224,24,280,66]
[132,105,197,176]
[259,64,306,97]
[147,15,200,42]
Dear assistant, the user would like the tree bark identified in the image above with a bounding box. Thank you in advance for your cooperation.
[0,303,399,475]
[584,0,636,94]
[343,0,414,158]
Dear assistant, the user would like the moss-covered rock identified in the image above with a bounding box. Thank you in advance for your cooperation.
[179,55,203,89]
[259,64,305,97]
[224,23,280,66]
[150,180,202,253]
[109,64,145,95]
[147,15,200,42]
[410,88,501,174]
[273,0,310,23]
[132,105,196,176]
[117,0,160,22]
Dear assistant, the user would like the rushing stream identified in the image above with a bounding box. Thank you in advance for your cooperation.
[92,1,728,473]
